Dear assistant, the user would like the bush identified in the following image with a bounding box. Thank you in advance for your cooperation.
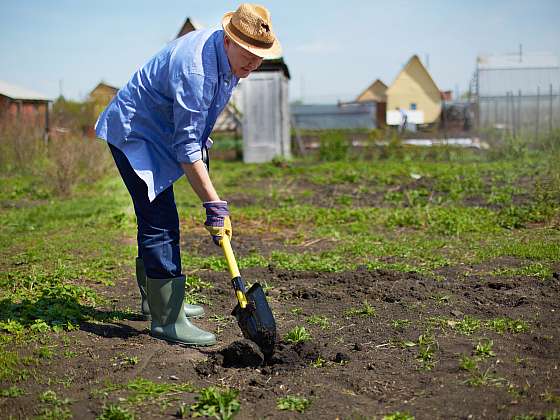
[318,131,349,161]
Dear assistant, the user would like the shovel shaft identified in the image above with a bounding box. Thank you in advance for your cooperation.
[220,235,240,279]
[220,236,248,308]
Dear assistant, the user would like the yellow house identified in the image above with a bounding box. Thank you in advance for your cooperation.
[386,55,441,125]
[89,82,119,119]
[356,79,388,103]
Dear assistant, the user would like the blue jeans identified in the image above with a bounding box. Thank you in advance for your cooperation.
[109,143,181,279]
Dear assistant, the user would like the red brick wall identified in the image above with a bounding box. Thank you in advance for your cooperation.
[0,94,48,132]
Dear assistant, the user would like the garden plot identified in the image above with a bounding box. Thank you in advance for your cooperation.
[0,148,559,419]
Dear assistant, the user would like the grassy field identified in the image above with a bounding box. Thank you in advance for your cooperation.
[0,142,559,419]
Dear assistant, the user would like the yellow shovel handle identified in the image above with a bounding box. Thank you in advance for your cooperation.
[220,235,248,308]
[220,235,240,279]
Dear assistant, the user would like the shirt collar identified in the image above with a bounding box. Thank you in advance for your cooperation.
[215,29,239,86]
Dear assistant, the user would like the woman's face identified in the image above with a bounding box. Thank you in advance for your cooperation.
[224,36,263,78]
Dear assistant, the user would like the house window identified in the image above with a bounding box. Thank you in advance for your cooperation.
[410,103,417,110]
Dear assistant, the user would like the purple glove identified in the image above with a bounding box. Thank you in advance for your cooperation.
[203,201,232,246]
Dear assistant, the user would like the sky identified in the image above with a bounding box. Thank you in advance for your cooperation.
[1,0,559,104]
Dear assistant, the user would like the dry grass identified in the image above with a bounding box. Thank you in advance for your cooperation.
[1,124,112,196]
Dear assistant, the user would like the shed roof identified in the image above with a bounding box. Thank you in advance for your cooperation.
[0,80,51,101]
[176,17,204,39]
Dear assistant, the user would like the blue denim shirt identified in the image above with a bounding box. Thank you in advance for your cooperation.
[95,28,238,201]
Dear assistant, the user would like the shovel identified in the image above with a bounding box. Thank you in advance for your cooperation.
[220,235,276,357]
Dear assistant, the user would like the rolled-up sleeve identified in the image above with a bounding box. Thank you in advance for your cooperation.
[171,72,216,163]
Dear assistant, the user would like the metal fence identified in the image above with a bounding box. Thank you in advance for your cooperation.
[478,85,560,137]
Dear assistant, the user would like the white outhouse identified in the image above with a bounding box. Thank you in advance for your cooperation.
[239,59,291,163]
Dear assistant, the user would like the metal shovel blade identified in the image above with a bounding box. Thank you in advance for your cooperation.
[231,282,276,357]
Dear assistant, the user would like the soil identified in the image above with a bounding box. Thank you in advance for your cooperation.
[2,256,559,419]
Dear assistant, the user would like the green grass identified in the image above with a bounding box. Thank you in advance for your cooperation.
[0,385,25,397]
[344,301,376,318]
[383,412,415,420]
[1,146,559,417]
[306,315,330,329]
[284,326,312,344]
[474,340,496,358]
[190,386,240,420]
[276,395,311,413]
[96,404,135,420]
[93,377,196,416]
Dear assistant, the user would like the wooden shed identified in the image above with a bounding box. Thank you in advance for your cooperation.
[0,80,51,136]
[241,58,291,163]
[386,55,442,126]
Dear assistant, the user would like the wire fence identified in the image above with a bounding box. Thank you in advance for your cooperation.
[477,84,560,139]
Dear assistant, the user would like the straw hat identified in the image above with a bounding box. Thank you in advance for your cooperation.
[222,4,282,59]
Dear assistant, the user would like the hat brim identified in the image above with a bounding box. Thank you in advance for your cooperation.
[221,12,282,59]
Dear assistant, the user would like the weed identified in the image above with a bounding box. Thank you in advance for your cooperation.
[36,406,72,420]
[383,412,415,420]
[209,315,233,327]
[451,316,481,335]
[276,395,311,413]
[36,346,55,359]
[306,315,330,329]
[344,301,376,318]
[486,317,529,334]
[121,356,139,367]
[319,131,349,161]
[36,390,73,420]
[290,307,303,315]
[190,386,240,420]
[416,333,437,370]
[284,326,312,344]
[0,385,25,397]
[430,294,451,305]
[459,355,478,372]
[391,319,411,330]
[95,378,194,407]
[311,357,327,368]
[474,340,496,358]
[97,404,135,420]
[464,367,507,387]
[541,390,560,404]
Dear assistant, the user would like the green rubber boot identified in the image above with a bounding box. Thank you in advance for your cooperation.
[146,275,216,346]
[136,258,205,320]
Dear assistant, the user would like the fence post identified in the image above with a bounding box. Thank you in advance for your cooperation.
[535,86,540,142]
[518,90,522,136]
[511,91,516,138]
[550,84,554,134]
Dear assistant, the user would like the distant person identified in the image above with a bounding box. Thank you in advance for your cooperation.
[95,4,281,346]
[397,107,408,133]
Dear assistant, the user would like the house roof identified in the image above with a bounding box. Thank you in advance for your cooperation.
[356,79,388,102]
[386,55,440,94]
[89,81,119,96]
[255,57,291,79]
[0,80,51,101]
[176,17,204,39]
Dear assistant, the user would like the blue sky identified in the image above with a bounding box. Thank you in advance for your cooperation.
[1,0,559,103]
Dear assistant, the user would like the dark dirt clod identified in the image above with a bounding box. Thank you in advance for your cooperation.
[220,339,265,368]
[333,352,351,363]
